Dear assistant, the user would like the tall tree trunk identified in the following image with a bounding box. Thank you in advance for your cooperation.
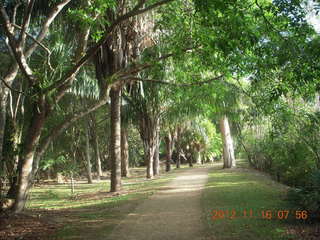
[139,116,157,179]
[220,115,236,168]
[0,91,7,174]
[94,134,103,181]
[12,99,46,213]
[121,128,130,177]
[196,151,202,164]
[165,134,173,172]
[315,92,320,112]
[145,144,155,179]
[153,126,160,176]
[110,88,121,192]
[85,128,93,184]
[91,117,103,181]
[175,130,181,169]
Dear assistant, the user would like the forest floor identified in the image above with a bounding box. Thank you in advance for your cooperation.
[1,162,319,240]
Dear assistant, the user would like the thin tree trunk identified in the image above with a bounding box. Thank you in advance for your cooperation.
[165,135,173,172]
[94,135,103,181]
[121,128,130,177]
[315,92,320,112]
[175,127,181,168]
[0,91,7,173]
[85,128,93,184]
[153,127,160,176]
[91,117,103,181]
[70,172,75,195]
[220,115,236,168]
[110,88,121,192]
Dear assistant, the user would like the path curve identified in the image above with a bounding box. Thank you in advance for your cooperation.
[107,167,209,240]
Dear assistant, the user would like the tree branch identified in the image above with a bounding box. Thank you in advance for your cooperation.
[12,23,53,70]
[0,77,26,95]
[0,0,71,91]
[18,0,36,46]
[128,75,225,87]
[46,0,175,98]
[116,47,198,78]
[12,1,22,25]
[35,87,110,162]
[0,3,36,84]
[25,0,72,58]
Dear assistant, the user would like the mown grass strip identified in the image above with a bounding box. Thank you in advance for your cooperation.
[26,166,187,239]
[201,161,304,240]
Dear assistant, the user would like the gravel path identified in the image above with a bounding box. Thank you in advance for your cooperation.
[107,167,209,240]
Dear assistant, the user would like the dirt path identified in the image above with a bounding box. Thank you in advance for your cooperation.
[107,167,210,240]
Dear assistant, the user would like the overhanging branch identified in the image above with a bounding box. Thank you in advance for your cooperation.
[12,23,53,70]
[129,75,225,87]
[46,0,175,98]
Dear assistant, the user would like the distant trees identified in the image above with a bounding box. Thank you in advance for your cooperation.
[0,0,318,215]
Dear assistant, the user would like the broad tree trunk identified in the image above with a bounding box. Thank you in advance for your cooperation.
[142,133,157,179]
[145,144,155,179]
[196,151,202,164]
[153,128,160,176]
[121,128,130,177]
[110,88,122,192]
[85,128,93,184]
[12,100,46,213]
[139,115,158,179]
[220,115,236,168]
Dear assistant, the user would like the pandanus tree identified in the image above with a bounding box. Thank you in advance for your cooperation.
[124,80,166,179]
[176,118,221,165]
[0,0,174,213]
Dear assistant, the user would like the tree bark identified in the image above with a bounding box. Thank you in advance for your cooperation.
[165,134,173,172]
[121,127,130,177]
[145,144,155,179]
[110,88,121,192]
[90,115,103,181]
[93,131,103,181]
[153,127,160,176]
[139,114,158,179]
[195,151,202,164]
[175,127,181,169]
[220,115,236,168]
[85,128,93,184]
[12,99,46,213]
[315,92,320,112]
[0,90,8,177]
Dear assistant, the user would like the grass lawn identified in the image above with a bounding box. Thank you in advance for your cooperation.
[201,160,315,240]
[24,166,183,240]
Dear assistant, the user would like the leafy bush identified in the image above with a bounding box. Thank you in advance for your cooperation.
[287,170,320,221]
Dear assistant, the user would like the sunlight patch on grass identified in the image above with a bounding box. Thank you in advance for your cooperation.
[202,163,297,240]
[25,166,186,239]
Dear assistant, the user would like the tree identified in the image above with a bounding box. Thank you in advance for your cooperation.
[0,0,175,212]
[220,115,236,168]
